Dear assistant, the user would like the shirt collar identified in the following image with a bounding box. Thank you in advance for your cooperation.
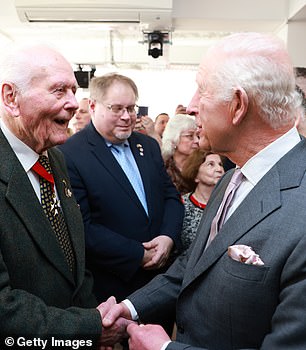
[241,127,301,185]
[0,119,41,172]
[105,139,129,148]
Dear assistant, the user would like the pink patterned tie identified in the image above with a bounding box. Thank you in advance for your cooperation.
[205,168,243,249]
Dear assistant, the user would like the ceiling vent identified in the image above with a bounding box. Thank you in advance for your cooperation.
[15,0,173,29]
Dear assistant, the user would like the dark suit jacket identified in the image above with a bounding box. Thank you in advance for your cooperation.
[58,122,184,302]
[0,129,101,340]
[128,139,306,350]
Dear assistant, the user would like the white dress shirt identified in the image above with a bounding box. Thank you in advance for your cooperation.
[225,126,301,222]
[0,119,59,202]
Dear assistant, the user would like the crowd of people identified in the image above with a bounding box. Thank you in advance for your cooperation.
[1,30,306,350]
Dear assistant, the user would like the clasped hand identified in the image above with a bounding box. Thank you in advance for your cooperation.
[142,235,174,270]
[97,297,171,350]
[96,296,134,349]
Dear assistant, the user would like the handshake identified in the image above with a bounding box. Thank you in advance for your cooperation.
[96,296,171,350]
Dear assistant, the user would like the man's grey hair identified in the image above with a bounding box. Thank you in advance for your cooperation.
[198,32,302,129]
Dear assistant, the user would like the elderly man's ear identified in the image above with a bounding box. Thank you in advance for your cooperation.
[230,87,249,126]
[1,82,20,117]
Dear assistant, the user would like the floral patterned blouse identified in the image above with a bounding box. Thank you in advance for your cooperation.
[181,192,206,251]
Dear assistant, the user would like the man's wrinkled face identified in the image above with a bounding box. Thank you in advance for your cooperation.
[189,64,232,154]
[8,59,78,153]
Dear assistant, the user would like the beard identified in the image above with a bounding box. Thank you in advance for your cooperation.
[114,130,132,141]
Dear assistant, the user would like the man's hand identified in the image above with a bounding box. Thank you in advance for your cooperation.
[127,323,171,350]
[102,301,132,328]
[134,116,162,146]
[98,317,133,347]
[96,296,117,320]
[96,297,134,347]
[142,235,174,270]
[142,246,156,267]
[139,116,155,135]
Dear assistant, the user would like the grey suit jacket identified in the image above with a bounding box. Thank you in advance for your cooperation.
[0,129,101,340]
[129,139,306,350]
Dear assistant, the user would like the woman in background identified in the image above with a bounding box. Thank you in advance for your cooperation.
[162,114,199,195]
[180,149,224,251]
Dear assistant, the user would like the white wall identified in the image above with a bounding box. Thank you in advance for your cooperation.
[76,67,198,120]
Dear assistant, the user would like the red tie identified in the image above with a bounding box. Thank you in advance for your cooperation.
[32,159,55,188]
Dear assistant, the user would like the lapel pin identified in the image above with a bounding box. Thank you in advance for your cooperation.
[136,144,144,156]
[62,179,73,198]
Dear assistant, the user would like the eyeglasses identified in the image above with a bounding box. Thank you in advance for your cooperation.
[180,133,198,141]
[105,103,139,116]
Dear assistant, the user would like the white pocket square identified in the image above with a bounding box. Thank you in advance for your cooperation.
[228,245,264,266]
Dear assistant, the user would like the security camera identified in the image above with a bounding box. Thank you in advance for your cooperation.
[148,31,163,59]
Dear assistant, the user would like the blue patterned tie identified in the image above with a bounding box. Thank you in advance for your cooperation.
[112,144,148,215]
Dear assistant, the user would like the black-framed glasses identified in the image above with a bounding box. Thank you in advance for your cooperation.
[105,103,139,116]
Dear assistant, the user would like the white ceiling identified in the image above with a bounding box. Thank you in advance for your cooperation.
[0,0,306,71]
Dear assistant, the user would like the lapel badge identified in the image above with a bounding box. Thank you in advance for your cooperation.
[136,143,144,156]
[62,179,73,198]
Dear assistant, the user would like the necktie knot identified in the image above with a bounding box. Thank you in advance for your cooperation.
[111,143,127,154]
[32,155,54,187]
[38,155,52,173]
[230,168,243,186]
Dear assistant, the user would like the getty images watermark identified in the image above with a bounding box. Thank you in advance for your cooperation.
[4,336,93,349]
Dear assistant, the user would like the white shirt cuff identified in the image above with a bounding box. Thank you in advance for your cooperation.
[122,299,171,350]
[122,299,139,321]
[161,341,172,350]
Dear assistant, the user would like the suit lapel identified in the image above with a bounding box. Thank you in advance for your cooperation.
[191,169,280,283]
[87,126,148,215]
[0,129,75,285]
[185,171,232,272]
[5,157,75,285]
[182,140,306,290]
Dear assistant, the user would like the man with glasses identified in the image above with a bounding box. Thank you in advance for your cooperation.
[58,73,184,340]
